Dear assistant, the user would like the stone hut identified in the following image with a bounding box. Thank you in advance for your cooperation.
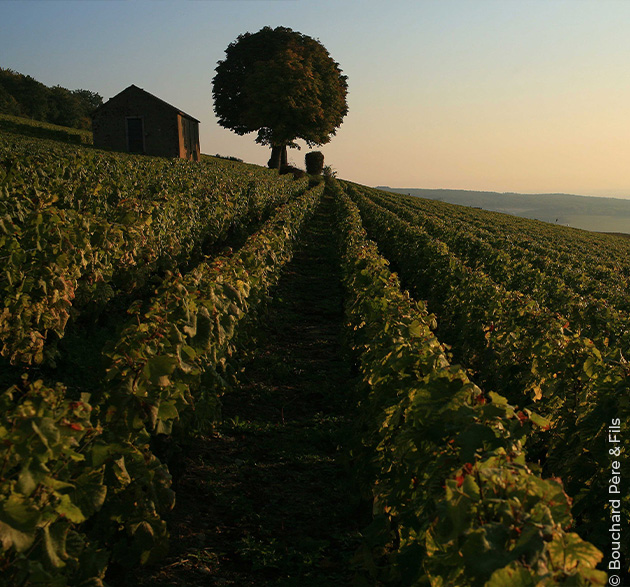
[92,85,200,161]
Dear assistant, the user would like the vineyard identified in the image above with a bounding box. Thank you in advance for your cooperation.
[0,124,627,585]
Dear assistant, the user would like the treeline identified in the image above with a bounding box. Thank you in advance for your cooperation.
[0,67,102,130]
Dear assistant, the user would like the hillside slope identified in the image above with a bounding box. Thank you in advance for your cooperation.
[0,121,622,585]
[379,185,630,233]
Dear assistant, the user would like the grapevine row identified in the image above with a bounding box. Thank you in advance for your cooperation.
[333,181,606,586]
[0,182,323,586]
[345,182,630,572]
[374,187,630,300]
[366,187,630,347]
[1,132,309,364]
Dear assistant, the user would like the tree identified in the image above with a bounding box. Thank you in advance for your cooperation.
[16,75,50,121]
[212,26,348,169]
[73,89,104,129]
[48,86,83,128]
[0,68,103,129]
[72,89,103,113]
[0,85,21,116]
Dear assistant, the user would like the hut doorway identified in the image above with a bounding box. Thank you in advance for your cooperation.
[126,117,144,153]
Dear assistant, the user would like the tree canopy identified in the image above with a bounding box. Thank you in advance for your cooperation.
[0,68,102,129]
[212,26,348,168]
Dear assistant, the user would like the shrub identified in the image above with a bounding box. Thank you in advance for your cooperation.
[305,151,325,175]
[214,153,243,162]
[279,164,306,179]
[322,164,337,179]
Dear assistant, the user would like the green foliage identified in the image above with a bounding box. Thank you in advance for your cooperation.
[1,124,626,585]
[212,153,243,162]
[212,26,348,157]
[0,87,21,117]
[279,164,306,179]
[0,378,109,585]
[334,181,607,586]
[0,182,324,584]
[345,181,630,573]
[0,113,92,144]
[101,181,324,440]
[323,165,337,179]
[0,125,325,583]
[0,68,102,130]
[0,131,309,366]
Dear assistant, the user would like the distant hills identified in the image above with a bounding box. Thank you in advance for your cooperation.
[376,187,630,234]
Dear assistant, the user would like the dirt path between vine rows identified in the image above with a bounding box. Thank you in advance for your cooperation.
[133,194,365,586]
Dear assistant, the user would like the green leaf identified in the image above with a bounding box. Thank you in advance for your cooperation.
[130,520,159,565]
[0,495,40,552]
[547,532,603,571]
[91,441,122,468]
[72,469,107,517]
[155,419,173,435]
[528,411,551,430]
[56,253,69,268]
[181,344,197,360]
[45,477,75,492]
[0,494,41,532]
[111,456,132,486]
[461,474,480,501]
[583,356,599,378]
[408,320,426,338]
[31,417,60,455]
[485,562,537,587]
[16,465,38,497]
[43,524,67,568]
[145,355,177,386]
[0,520,36,552]
[456,423,499,461]
[157,401,179,421]
[488,392,509,407]
[461,528,513,579]
[56,494,86,524]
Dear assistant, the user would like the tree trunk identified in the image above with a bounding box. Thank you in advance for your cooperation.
[268,145,288,169]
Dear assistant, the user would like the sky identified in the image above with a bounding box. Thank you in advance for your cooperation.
[3,0,630,198]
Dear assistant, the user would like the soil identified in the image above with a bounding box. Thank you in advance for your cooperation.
[130,195,367,586]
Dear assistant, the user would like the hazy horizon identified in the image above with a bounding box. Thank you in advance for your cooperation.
[379,185,630,200]
[379,186,630,233]
[3,0,630,198]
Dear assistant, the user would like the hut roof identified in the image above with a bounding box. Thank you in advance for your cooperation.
[93,84,200,123]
